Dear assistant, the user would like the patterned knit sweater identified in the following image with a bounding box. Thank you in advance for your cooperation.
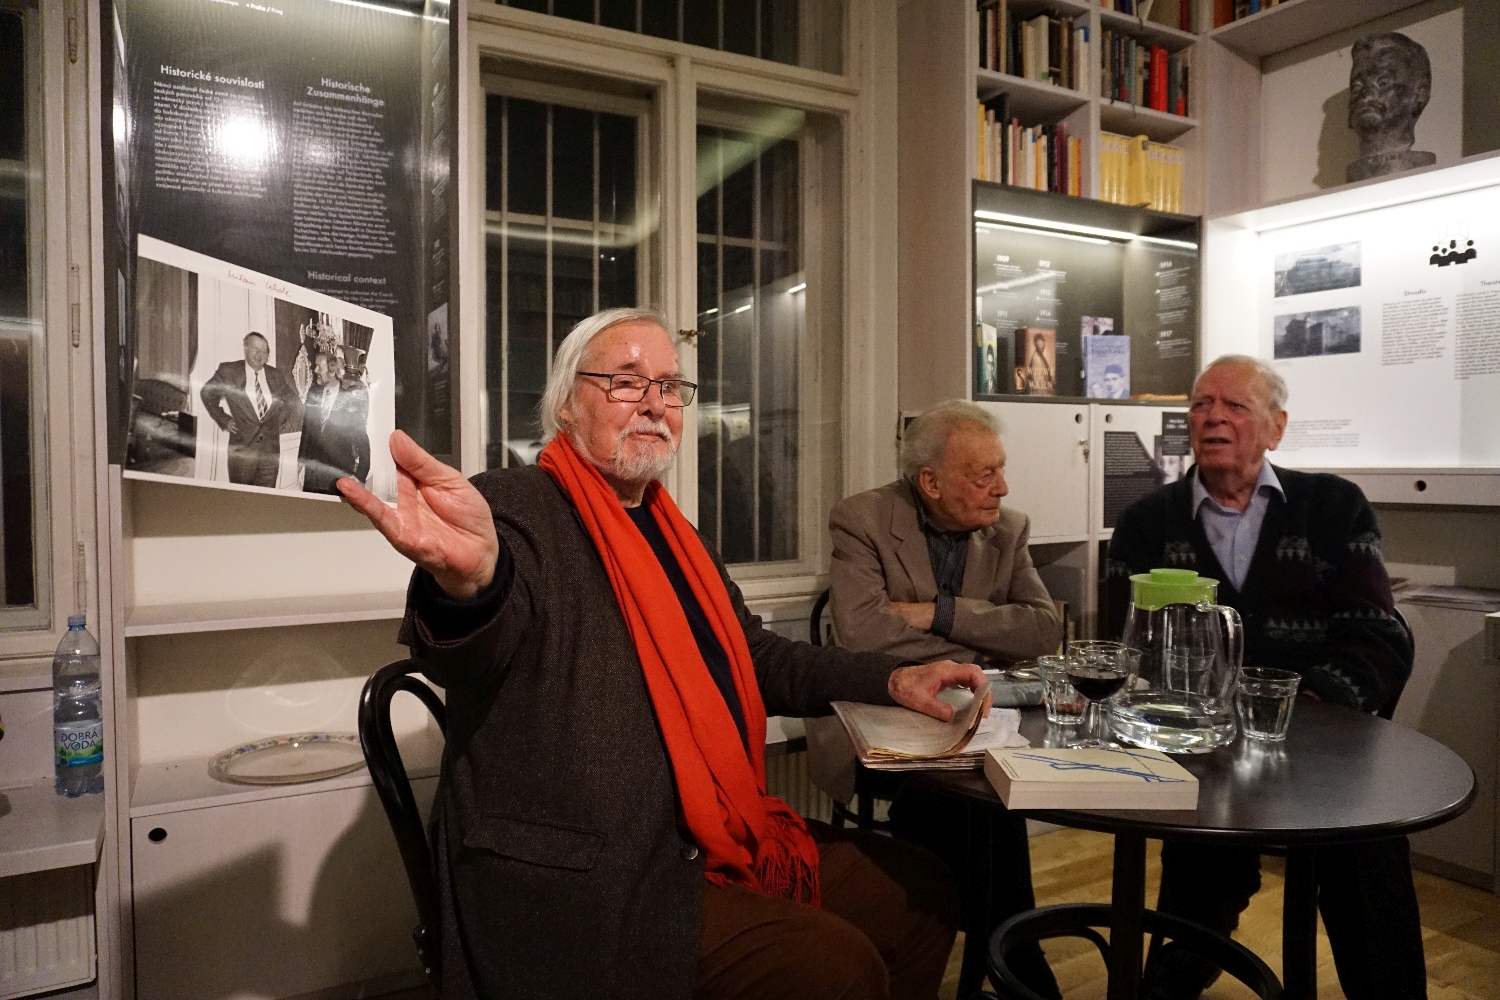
[1104,465,1412,713]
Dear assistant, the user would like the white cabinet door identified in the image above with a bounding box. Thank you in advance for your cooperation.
[978,401,1090,542]
[132,778,436,1000]
[1092,405,1190,537]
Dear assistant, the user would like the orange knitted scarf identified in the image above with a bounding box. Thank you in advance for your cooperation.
[538,434,820,905]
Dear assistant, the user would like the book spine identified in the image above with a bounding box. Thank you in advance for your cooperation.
[997,93,1010,183]
[1154,46,1167,111]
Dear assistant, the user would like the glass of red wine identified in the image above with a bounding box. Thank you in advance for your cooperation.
[1066,647,1140,749]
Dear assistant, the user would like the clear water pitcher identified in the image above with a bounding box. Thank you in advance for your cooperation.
[1110,568,1244,753]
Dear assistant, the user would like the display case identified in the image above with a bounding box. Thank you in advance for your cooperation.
[971,183,1201,403]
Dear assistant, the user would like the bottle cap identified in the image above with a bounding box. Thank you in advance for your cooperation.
[67,614,87,628]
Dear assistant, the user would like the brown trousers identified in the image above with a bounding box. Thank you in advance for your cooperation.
[695,820,960,1000]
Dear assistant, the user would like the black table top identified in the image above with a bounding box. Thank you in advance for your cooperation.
[914,700,1476,846]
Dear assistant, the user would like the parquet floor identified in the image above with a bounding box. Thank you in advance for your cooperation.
[941,827,1500,1000]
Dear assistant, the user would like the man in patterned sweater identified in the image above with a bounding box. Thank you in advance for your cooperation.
[1105,355,1421,1000]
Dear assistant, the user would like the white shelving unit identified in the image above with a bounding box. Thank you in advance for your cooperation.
[1207,0,1430,57]
[0,783,105,880]
[125,591,408,638]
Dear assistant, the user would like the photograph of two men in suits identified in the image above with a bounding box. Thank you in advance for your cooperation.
[124,236,396,502]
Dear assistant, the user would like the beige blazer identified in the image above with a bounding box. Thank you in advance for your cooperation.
[827,480,1063,665]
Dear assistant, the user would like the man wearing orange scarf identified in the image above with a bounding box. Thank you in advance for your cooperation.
[339,308,987,1000]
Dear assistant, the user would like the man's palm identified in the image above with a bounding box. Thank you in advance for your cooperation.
[338,431,499,599]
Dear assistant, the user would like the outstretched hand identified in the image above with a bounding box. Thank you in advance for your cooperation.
[888,660,991,722]
[337,430,499,600]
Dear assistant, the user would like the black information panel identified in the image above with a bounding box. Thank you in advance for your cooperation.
[104,0,453,466]
[972,183,1199,402]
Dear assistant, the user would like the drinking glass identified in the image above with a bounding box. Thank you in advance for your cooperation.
[1039,654,1086,725]
[1067,647,1140,749]
[1236,667,1302,741]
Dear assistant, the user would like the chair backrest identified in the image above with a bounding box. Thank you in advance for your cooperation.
[1379,604,1416,720]
[359,659,448,987]
[809,587,831,647]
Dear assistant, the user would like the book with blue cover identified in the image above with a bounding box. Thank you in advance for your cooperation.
[1083,334,1131,399]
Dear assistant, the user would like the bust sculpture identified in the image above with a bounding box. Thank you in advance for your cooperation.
[1346,32,1437,183]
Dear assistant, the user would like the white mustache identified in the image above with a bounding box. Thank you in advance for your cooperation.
[618,419,673,446]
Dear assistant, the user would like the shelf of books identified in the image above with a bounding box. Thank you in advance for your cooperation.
[974,0,1201,210]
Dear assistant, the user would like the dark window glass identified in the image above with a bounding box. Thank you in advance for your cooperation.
[696,122,803,565]
[552,0,593,22]
[485,95,641,469]
[684,1,717,50]
[551,105,594,221]
[497,0,835,70]
[640,0,677,39]
[485,95,505,211]
[599,0,636,31]
[0,8,37,608]
[507,98,547,217]
[722,1,755,57]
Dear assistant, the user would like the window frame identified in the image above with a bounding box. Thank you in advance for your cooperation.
[459,0,896,601]
[0,0,92,662]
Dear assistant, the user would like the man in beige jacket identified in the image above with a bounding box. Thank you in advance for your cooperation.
[828,400,1061,663]
[817,399,1064,997]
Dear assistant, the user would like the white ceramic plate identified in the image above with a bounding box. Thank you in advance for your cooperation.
[208,732,365,785]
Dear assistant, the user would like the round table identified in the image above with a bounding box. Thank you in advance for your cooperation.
[912,700,1475,1000]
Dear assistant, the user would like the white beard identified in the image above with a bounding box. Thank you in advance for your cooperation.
[577,418,679,486]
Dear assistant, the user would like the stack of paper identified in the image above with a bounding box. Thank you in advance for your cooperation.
[831,682,1029,772]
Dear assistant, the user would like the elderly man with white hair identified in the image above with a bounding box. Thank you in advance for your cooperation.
[1105,354,1420,1000]
[821,399,1065,998]
[338,307,985,1000]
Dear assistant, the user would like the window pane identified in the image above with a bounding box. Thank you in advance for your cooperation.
[0,7,41,611]
[485,92,644,470]
[507,98,547,218]
[498,0,844,73]
[696,112,819,567]
[551,105,593,222]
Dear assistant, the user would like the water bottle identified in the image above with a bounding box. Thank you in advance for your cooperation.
[54,615,104,797]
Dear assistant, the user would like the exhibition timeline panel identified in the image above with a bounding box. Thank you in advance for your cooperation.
[104,0,453,486]
[1258,181,1500,467]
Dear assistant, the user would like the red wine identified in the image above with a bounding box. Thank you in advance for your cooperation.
[1065,667,1127,702]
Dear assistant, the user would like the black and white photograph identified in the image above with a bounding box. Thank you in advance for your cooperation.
[1080,315,1114,336]
[1273,306,1363,360]
[1274,242,1362,297]
[125,235,396,502]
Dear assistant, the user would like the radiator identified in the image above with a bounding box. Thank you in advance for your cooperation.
[0,867,95,999]
[765,750,834,825]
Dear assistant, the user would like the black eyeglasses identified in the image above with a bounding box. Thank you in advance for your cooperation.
[577,371,697,406]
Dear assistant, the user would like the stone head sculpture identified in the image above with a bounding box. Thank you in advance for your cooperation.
[1346,32,1436,182]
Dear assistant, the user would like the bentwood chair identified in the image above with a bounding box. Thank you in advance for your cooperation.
[360,659,447,989]
[983,904,1284,1000]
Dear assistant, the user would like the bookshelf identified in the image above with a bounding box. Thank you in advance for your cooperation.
[1207,0,1430,57]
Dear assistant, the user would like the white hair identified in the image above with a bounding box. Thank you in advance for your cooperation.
[1195,355,1289,413]
[899,400,1002,482]
[539,306,674,442]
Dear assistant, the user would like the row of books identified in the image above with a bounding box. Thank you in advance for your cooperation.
[1215,0,1285,26]
[1101,0,1198,34]
[1099,132,1186,213]
[978,3,1092,93]
[977,100,1084,197]
[1100,32,1192,117]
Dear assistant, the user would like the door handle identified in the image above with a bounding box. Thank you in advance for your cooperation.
[1080,439,1090,461]
[677,329,703,344]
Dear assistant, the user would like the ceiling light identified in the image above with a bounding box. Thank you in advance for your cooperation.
[787,282,807,293]
[981,222,1110,246]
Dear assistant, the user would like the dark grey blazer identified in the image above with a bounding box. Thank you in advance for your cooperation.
[404,466,901,1000]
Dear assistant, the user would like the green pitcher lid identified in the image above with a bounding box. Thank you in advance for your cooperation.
[1130,568,1218,611]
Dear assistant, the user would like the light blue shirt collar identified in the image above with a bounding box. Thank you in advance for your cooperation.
[1191,460,1284,516]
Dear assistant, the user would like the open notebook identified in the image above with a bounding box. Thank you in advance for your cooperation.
[830,681,1028,771]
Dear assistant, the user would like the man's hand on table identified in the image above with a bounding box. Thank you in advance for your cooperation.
[337,430,500,601]
[889,660,991,722]
[891,601,936,631]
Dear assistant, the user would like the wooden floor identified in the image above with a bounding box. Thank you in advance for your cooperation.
[941,827,1500,1000]
[378,825,1500,1000]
